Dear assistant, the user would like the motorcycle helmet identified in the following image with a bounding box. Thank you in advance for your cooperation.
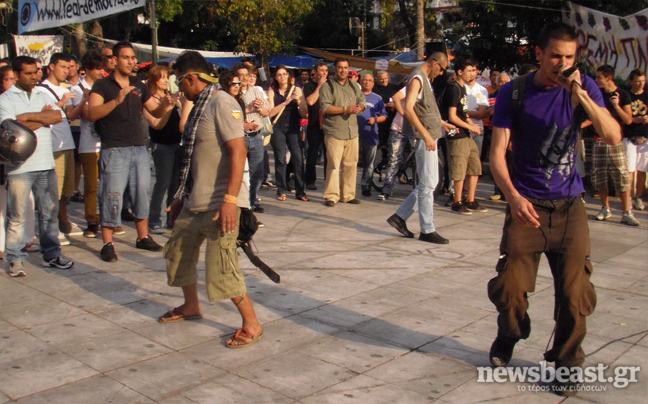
[0,119,38,167]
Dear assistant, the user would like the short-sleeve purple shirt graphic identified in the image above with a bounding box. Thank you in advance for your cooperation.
[492,72,605,200]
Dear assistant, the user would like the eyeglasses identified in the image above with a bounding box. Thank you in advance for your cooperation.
[176,72,193,84]
[432,58,446,73]
[231,81,242,86]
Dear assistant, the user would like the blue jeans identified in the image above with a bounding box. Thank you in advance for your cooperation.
[99,146,151,227]
[245,134,265,208]
[271,127,305,197]
[395,139,439,234]
[382,130,412,196]
[148,143,181,227]
[6,170,61,263]
[360,141,377,191]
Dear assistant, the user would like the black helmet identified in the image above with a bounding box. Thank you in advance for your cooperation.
[0,120,38,167]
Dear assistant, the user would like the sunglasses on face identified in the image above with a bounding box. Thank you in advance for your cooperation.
[231,81,242,86]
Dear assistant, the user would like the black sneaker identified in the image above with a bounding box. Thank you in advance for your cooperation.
[136,235,163,252]
[362,189,371,197]
[324,200,335,207]
[419,231,449,244]
[41,256,74,269]
[386,214,414,238]
[451,201,472,215]
[100,243,118,262]
[121,209,136,221]
[70,190,84,203]
[346,198,361,204]
[489,336,519,367]
[464,200,488,213]
[84,223,99,238]
[252,205,265,213]
[377,193,389,201]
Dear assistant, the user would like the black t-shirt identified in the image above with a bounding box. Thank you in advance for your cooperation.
[91,73,152,149]
[441,83,470,139]
[149,106,182,145]
[303,80,322,127]
[625,90,648,138]
[602,87,631,127]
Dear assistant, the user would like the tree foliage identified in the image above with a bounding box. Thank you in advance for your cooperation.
[445,0,648,71]
[210,0,311,64]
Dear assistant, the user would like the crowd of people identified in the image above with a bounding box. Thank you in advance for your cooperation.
[0,21,645,381]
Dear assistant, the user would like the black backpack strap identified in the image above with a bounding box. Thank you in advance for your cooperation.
[37,83,61,102]
[511,74,528,118]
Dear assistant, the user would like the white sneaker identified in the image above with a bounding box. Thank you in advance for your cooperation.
[595,207,612,221]
[633,197,645,211]
[62,222,83,236]
[621,211,640,226]
[58,232,71,246]
[9,261,26,277]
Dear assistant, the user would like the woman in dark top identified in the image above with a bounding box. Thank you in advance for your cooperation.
[267,66,308,201]
[143,65,190,233]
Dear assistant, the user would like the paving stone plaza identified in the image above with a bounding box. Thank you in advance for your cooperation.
[0,172,646,403]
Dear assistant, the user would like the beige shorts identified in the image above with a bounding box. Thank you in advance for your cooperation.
[164,207,246,302]
[449,136,482,181]
[54,150,75,198]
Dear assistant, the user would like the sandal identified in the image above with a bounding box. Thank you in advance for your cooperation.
[297,195,310,202]
[277,194,287,201]
[226,328,264,349]
[158,306,203,323]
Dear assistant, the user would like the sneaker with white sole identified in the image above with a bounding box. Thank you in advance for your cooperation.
[148,224,164,234]
[9,261,26,277]
[621,211,640,226]
[60,222,83,236]
[595,206,612,221]
[633,197,645,211]
[113,226,126,235]
[42,256,74,269]
[58,232,71,246]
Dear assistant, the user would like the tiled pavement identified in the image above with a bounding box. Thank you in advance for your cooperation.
[0,173,646,403]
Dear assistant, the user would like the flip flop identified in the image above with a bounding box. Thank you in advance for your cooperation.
[277,194,287,201]
[226,328,264,349]
[9,269,26,277]
[297,195,310,202]
[158,307,203,323]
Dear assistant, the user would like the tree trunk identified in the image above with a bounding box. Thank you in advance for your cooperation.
[71,23,88,58]
[416,0,424,61]
[397,0,415,47]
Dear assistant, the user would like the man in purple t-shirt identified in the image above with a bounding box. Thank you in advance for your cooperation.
[487,23,621,396]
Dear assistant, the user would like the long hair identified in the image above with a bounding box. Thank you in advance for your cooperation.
[271,65,293,95]
[146,65,169,94]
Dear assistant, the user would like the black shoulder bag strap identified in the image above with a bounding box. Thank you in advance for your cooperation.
[37,83,61,102]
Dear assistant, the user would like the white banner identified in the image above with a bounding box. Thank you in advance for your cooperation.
[18,0,145,34]
[563,3,648,79]
[13,35,64,65]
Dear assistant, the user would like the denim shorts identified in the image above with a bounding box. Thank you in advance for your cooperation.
[98,146,151,227]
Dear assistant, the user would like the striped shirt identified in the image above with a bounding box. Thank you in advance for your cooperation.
[240,86,268,132]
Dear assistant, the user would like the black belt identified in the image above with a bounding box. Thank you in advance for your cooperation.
[245,131,260,137]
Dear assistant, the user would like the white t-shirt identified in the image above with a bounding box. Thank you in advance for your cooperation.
[37,79,75,152]
[465,82,489,134]
[390,87,408,132]
[70,79,101,153]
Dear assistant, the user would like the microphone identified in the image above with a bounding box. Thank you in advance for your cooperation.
[562,63,582,78]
